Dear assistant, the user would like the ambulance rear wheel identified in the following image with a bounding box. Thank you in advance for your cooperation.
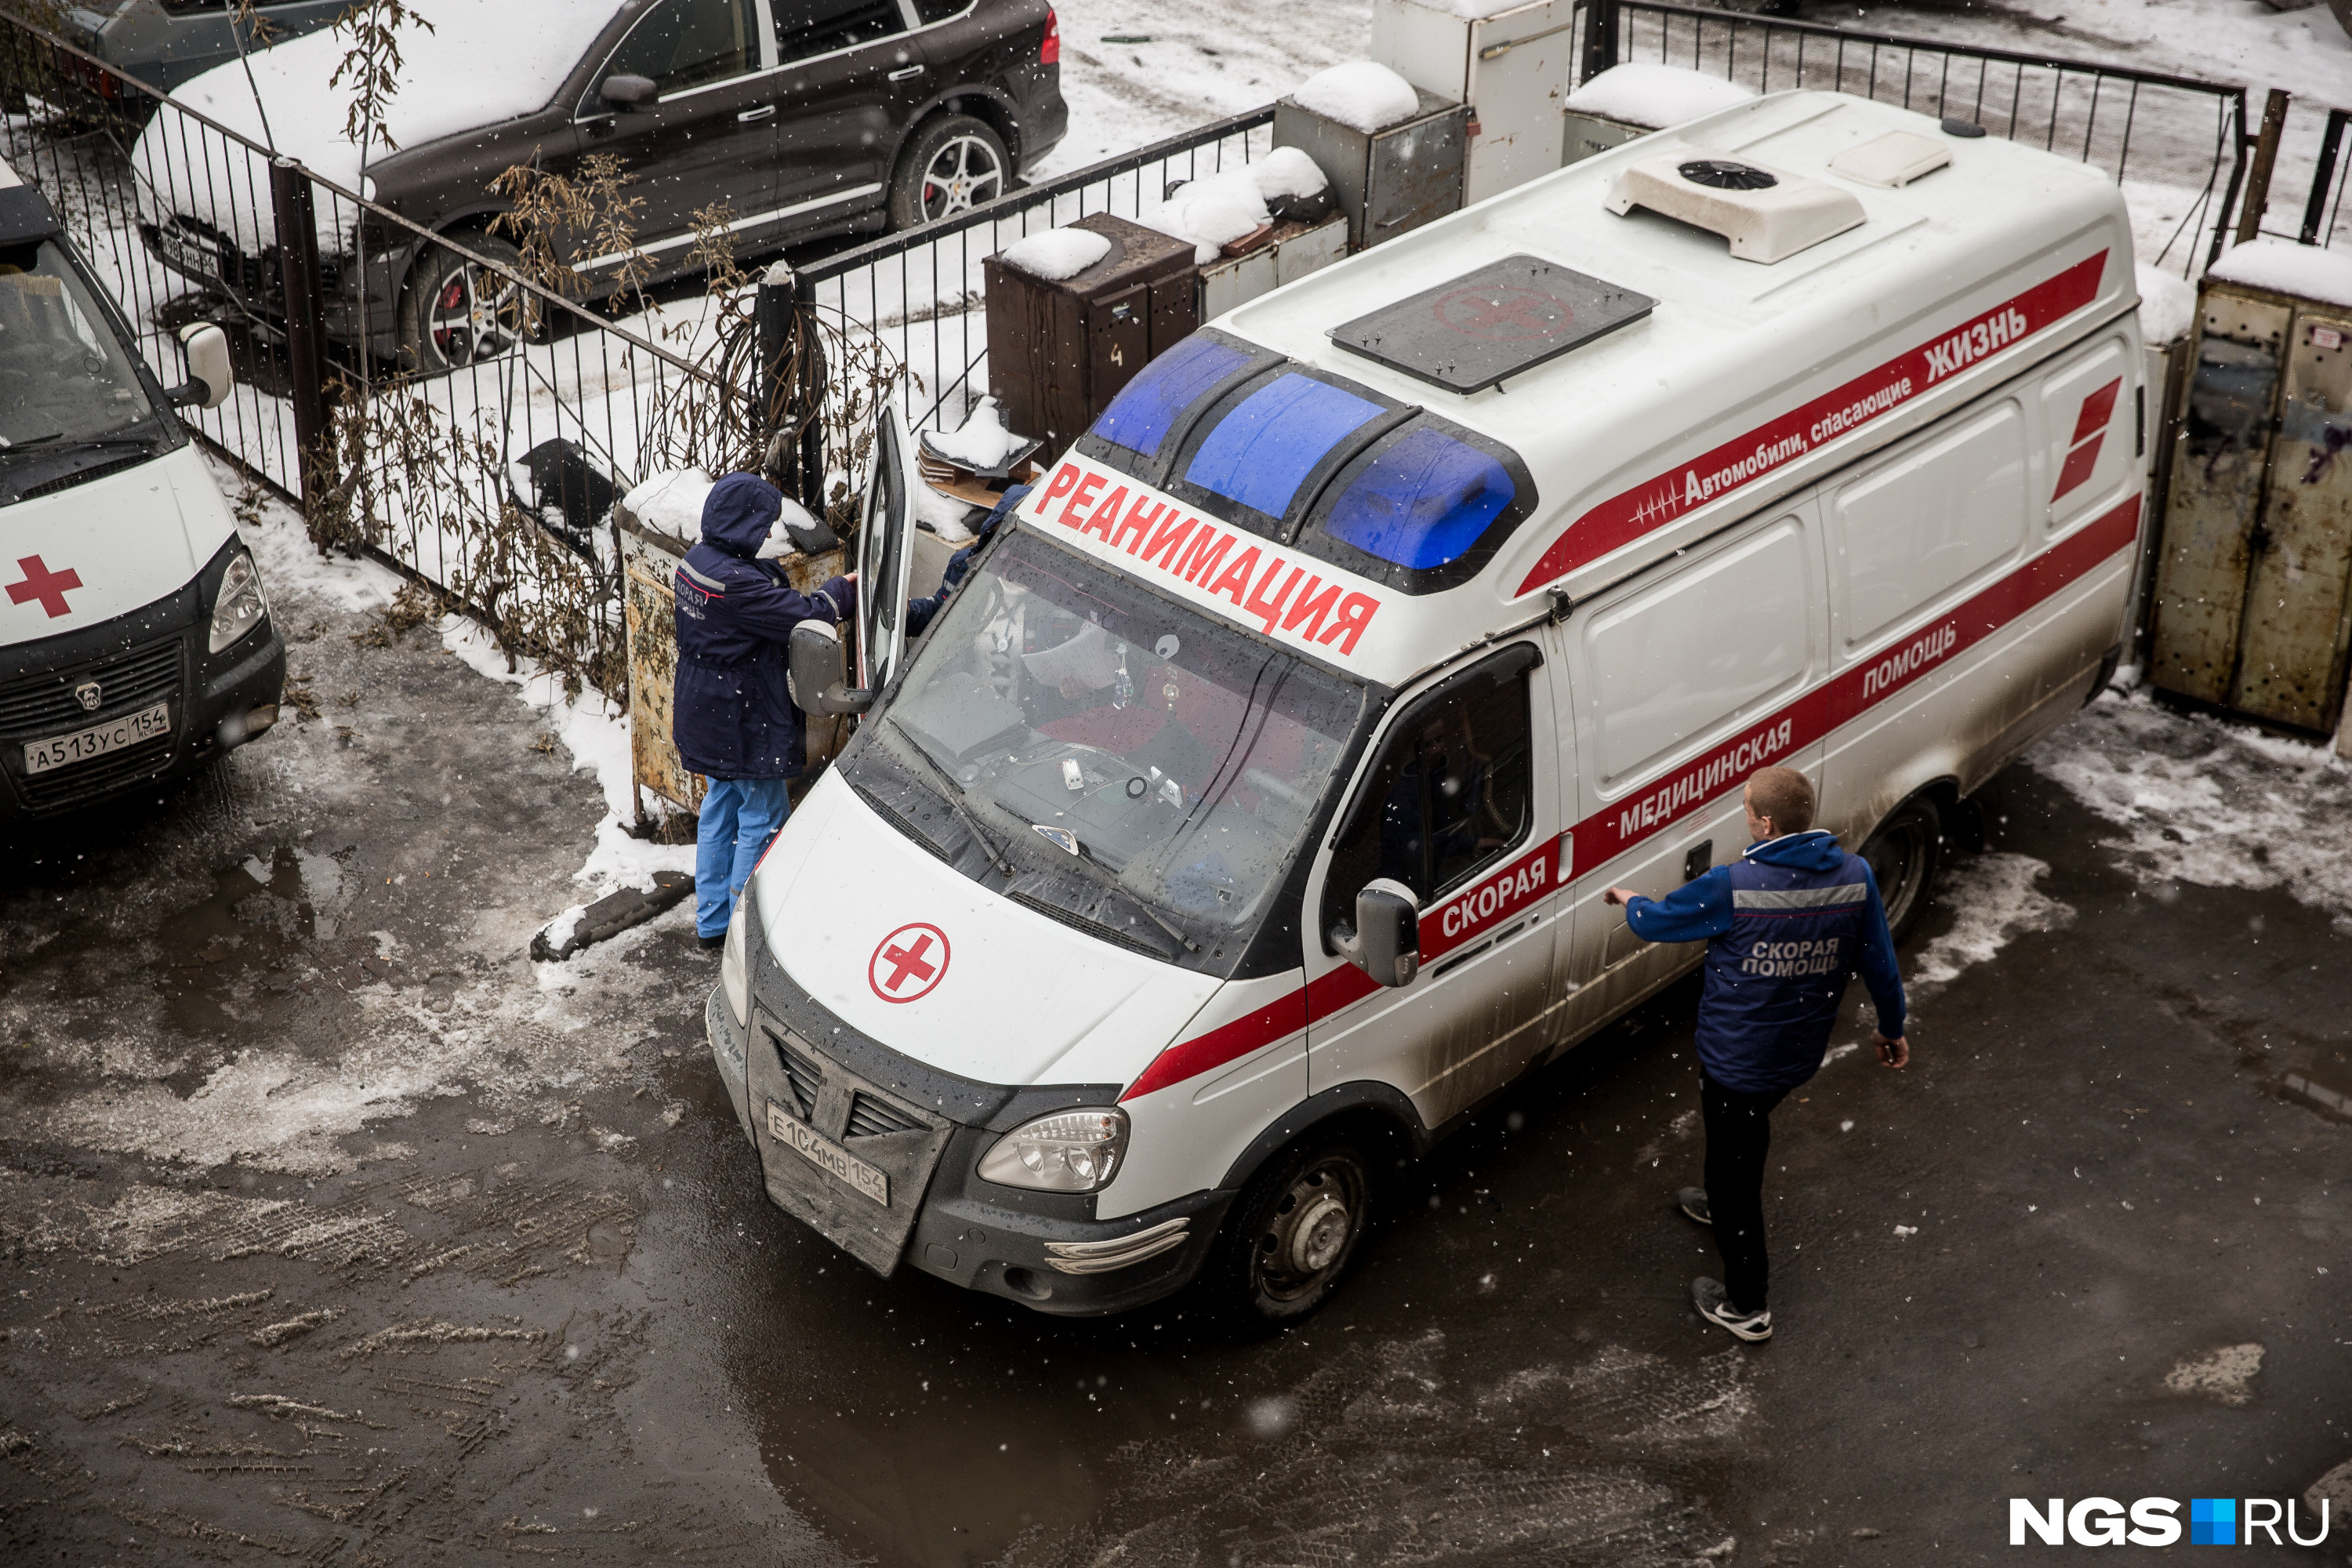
[1861,797,1942,942]
[1210,1134,1374,1329]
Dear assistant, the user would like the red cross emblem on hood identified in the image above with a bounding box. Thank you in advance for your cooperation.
[869,922,949,1004]
[7,554,82,619]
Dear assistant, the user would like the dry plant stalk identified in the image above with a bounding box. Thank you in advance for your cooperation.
[328,0,434,157]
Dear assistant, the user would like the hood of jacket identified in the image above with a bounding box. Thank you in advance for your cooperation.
[1744,828,1846,873]
[701,474,782,561]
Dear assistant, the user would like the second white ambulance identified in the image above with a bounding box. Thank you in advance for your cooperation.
[712,89,2145,1323]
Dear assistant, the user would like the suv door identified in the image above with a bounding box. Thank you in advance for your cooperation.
[769,0,929,225]
[1302,641,1566,1130]
[855,407,925,691]
[575,0,780,266]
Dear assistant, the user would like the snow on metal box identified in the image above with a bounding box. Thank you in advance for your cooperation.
[1328,253,1655,393]
[1220,89,2138,613]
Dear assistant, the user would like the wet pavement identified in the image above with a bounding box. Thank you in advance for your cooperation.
[2,541,2348,1565]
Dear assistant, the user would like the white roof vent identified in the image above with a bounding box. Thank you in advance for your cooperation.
[1605,147,1866,263]
[1828,131,1952,189]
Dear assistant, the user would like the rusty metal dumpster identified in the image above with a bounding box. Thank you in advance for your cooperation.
[2148,242,2352,735]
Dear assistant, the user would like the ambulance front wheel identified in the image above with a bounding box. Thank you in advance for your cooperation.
[1861,796,1942,942]
[1208,1134,1374,1329]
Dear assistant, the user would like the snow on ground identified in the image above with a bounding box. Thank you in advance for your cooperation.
[1913,852,2077,990]
[2027,687,2352,928]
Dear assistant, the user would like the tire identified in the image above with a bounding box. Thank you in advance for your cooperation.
[1860,796,1943,942]
[397,230,534,374]
[887,114,1010,230]
[1204,1132,1375,1330]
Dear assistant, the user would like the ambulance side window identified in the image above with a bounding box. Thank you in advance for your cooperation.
[1831,399,2027,648]
[1320,648,1534,942]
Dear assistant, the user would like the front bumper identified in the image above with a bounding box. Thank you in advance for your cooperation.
[705,956,1230,1317]
[141,215,412,360]
[0,540,285,824]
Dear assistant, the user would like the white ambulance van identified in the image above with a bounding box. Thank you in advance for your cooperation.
[0,158,282,824]
[713,89,2144,1323]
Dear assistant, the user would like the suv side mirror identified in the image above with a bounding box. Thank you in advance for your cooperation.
[787,620,873,716]
[171,321,232,409]
[601,74,657,110]
[1331,877,1419,988]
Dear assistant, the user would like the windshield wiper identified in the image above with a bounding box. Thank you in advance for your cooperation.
[1039,831,1201,954]
[0,434,155,463]
[886,717,1014,876]
[0,431,62,450]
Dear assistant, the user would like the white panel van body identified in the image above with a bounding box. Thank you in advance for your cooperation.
[0,159,283,824]
[709,90,2144,1320]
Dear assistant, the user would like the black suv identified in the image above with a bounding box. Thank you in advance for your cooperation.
[137,0,1064,372]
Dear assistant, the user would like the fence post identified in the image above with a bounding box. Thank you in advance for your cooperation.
[756,261,829,520]
[267,158,331,535]
[2303,108,2348,245]
[2234,88,2291,246]
[1578,0,1620,88]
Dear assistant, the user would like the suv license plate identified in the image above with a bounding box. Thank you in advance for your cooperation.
[766,1101,887,1206]
[25,701,170,775]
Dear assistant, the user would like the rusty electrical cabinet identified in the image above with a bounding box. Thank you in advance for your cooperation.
[1272,88,1469,252]
[984,212,1200,452]
[2150,274,2352,733]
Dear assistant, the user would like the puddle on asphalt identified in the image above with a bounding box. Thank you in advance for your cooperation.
[2276,1053,2352,1123]
[152,843,354,1034]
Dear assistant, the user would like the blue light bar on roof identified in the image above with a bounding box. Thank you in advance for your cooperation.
[1320,425,1515,571]
[1087,335,1249,459]
[1183,373,1385,520]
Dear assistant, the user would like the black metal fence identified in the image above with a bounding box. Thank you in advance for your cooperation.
[1574,0,2251,275]
[795,107,1276,442]
[2296,107,2350,249]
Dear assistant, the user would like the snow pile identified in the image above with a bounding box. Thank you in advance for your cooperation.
[622,467,713,544]
[1141,168,1272,263]
[1563,62,1759,129]
[1291,60,1421,134]
[1911,852,2076,989]
[2134,263,2198,347]
[2028,689,2352,924]
[131,0,615,250]
[1254,144,1331,202]
[926,396,1021,470]
[755,496,822,560]
[2206,238,2352,310]
[1000,227,1113,281]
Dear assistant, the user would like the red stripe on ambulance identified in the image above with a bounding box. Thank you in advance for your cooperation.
[1120,492,2141,1102]
[1513,251,2111,597]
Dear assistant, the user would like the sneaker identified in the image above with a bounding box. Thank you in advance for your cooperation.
[1676,1187,1712,1225]
[1691,1276,1773,1341]
[698,931,726,951]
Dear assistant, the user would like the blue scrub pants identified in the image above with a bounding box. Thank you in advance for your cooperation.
[695,776,792,938]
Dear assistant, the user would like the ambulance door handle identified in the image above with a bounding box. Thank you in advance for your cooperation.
[1682,840,1714,882]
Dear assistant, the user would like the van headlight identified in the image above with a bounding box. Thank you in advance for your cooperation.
[720,905,750,1030]
[209,549,268,653]
[978,1108,1129,1192]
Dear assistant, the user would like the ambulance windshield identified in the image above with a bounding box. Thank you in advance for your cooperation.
[845,528,1366,971]
[0,240,161,452]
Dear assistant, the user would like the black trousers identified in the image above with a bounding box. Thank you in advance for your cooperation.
[1702,1074,1791,1315]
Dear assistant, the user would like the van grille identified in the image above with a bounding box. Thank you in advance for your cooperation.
[767,1030,822,1120]
[0,634,183,736]
[844,1091,921,1139]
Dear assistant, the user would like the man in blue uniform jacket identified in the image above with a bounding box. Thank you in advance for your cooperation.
[1606,765,1908,1342]
[673,474,855,948]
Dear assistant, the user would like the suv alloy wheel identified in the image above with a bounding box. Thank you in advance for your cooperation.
[888,114,1008,228]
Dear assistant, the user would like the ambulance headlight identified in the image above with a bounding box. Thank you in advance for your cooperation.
[209,549,269,653]
[720,905,750,1031]
[978,1108,1129,1192]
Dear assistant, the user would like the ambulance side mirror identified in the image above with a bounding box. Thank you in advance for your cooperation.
[788,620,873,716]
[171,322,233,410]
[1332,877,1419,988]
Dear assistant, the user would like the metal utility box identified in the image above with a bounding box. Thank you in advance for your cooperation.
[983,212,1199,452]
[1371,0,1574,205]
[1273,89,1470,252]
[2149,267,2352,735]
[1197,212,1348,319]
[1560,109,1648,169]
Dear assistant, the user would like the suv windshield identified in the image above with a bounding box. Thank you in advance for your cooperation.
[0,239,163,450]
[846,527,1367,970]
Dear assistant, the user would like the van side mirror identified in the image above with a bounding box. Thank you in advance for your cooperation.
[601,74,657,110]
[171,321,232,409]
[788,619,872,716]
[1331,877,1419,988]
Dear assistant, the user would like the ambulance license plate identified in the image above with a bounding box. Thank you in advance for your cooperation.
[25,702,170,775]
[766,1100,887,1206]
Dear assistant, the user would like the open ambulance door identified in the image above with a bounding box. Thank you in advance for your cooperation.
[854,406,924,694]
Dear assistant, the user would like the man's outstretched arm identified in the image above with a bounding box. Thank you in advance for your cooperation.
[1605,867,1735,944]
